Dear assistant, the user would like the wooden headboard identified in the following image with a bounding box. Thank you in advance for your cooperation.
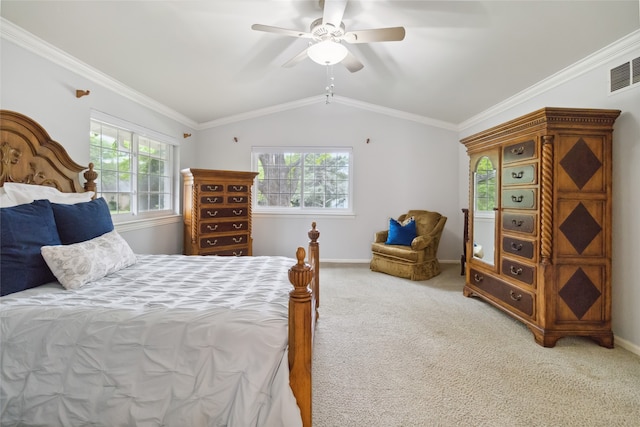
[0,110,96,193]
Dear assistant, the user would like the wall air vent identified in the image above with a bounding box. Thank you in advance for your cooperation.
[610,56,640,93]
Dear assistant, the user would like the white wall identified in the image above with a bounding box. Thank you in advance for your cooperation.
[458,33,640,351]
[0,39,197,254]
[195,102,461,261]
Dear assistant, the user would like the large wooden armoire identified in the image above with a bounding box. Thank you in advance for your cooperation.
[182,169,258,256]
[461,107,620,348]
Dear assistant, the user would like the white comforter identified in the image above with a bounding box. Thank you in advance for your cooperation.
[0,255,302,427]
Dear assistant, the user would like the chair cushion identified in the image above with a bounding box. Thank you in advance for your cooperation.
[371,242,422,263]
[385,217,416,246]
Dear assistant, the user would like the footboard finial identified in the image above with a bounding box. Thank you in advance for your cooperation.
[308,221,319,243]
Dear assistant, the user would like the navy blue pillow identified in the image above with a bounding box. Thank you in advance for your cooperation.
[385,217,417,246]
[1,199,61,296]
[51,197,114,244]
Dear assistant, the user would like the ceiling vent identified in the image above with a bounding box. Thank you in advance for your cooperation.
[610,56,640,93]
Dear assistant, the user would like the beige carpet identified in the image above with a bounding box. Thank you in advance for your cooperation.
[312,263,640,426]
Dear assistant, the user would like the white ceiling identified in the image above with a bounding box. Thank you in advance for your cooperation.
[2,1,639,126]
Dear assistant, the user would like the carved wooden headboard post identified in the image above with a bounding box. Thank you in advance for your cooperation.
[0,110,96,195]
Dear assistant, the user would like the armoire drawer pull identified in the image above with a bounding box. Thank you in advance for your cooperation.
[206,185,219,191]
[206,197,219,203]
[510,266,523,276]
[233,209,243,216]
[206,210,218,217]
[511,171,524,179]
[511,146,525,155]
[512,219,524,227]
[206,239,218,246]
[232,185,244,191]
[233,197,244,202]
[509,290,523,301]
[232,237,243,243]
[233,223,244,229]
[511,195,524,203]
[233,251,244,256]
[510,242,523,251]
[206,224,219,231]
[473,273,484,283]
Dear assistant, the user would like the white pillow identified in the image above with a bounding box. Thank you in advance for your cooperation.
[41,230,137,289]
[0,187,19,208]
[3,182,94,205]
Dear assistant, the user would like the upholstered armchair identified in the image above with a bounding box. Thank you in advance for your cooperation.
[370,210,447,281]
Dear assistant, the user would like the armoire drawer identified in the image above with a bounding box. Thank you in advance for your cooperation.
[201,246,250,257]
[227,195,249,204]
[200,234,249,249]
[227,184,250,193]
[200,220,248,234]
[469,269,534,317]
[502,164,537,186]
[501,258,535,286]
[200,195,224,205]
[503,139,536,163]
[199,183,224,193]
[502,236,535,260]
[502,213,536,235]
[502,189,536,209]
[200,207,248,219]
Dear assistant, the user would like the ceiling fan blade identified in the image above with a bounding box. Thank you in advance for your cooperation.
[282,47,310,68]
[251,24,312,39]
[343,27,406,43]
[341,50,364,73]
[322,0,348,28]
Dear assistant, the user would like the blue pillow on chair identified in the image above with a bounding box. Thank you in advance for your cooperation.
[385,217,417,246]
[1,199,62,296]
[51,197,114,244]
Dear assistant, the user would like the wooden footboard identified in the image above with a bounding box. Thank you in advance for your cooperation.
[288,222,320,427]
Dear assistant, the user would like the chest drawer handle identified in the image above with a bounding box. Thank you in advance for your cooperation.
[206,224,219,231]
[233,197,245,203]
[509,290,523,301]
[509,266,523,276]
[206,185,219,191]
[233,237,243,243]
[233,223,244,229]
[511,171,524,179]
[233,250,244,256]
[511,195,524,203]
[206,197,219,203]
[206,210,218,217]
[512,219,524,227]
[233,209,243,216]
[473,273,484,283]
[232,185,245,191]
[510,242,523,251]
[206,239,218,246]
[511,146,525,155]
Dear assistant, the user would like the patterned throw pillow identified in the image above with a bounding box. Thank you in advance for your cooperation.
[41,230,137,289]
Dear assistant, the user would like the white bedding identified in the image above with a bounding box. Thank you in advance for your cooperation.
[0,254,302,427]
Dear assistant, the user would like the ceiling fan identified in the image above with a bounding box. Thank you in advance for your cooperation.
[251,0,406,73]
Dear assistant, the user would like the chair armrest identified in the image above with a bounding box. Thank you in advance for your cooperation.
[374,230,388,243]
[411,235,434,250]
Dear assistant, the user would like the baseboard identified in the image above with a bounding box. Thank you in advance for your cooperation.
[321,259,460,264]
[614,335,640,357]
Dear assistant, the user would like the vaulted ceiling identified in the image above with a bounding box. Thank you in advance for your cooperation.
[2,1,639,127]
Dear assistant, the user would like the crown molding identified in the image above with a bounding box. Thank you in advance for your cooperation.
[1,17,198,128]
[200,95,459,131]
[460,29,640,132]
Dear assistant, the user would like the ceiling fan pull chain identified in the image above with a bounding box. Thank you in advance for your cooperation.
[325,64,335,104]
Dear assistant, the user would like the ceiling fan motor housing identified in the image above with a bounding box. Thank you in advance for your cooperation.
[310,18,346,41]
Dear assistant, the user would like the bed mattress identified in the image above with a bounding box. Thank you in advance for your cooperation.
[0,254,302,427]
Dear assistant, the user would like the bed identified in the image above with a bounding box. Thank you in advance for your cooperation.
[0,110,319,427]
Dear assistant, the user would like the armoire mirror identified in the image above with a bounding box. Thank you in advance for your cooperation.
[472,154,497,266]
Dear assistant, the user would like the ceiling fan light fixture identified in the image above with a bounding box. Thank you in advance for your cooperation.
[307,40,348,65]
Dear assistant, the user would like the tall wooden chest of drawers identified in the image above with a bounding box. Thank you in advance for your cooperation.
[182,169,258,256]
[461,108,620,348]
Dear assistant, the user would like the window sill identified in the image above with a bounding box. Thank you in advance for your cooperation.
[254,210,355,219]
[114,214,182,233]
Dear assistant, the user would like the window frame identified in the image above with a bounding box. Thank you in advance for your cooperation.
[251,146,354,216]
[90,111,180,224]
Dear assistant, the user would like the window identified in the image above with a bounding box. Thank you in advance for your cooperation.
[252,148,352,213]
[89,113,178,221]
[474,156,496,212]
